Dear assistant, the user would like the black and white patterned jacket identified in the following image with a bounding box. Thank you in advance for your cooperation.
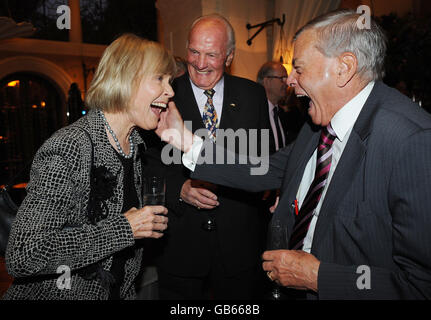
[4,109,145,300]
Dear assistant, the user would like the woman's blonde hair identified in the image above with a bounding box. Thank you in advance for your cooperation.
[86,33,176,112]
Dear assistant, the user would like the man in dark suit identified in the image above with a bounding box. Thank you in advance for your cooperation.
[257,61,289,154]
[160,10,431,299]
[155,14,271,299]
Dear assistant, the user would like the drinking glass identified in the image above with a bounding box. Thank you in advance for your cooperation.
[142,176,166,206]
[267,218,288,300]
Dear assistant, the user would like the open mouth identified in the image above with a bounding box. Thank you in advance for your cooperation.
[296,94,312,109]
[192,66,211,75]
[150,102,167,116]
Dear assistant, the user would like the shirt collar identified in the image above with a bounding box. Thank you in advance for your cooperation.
[268,100,276,112]
[189,76,225,98]
[331,81,375,142]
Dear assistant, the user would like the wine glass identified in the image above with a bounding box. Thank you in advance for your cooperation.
[267,218,288,300]
[140,176,165,298]
[194,180,217,231]
[142,176,166,206]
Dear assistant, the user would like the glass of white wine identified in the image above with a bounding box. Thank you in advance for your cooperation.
[268,218,288,300]
[142,176,166,206]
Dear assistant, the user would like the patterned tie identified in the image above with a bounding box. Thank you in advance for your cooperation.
[288,124,337,250]
[202,89,218,142]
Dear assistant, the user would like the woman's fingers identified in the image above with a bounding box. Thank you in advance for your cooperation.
[125,206,169,239]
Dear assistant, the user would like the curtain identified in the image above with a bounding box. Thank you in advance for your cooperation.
[272,0,341,73]
[202,0,272,81]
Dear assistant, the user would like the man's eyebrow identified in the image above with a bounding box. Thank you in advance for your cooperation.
[292,58,303,67]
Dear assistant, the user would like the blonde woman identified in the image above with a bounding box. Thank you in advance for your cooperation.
[4,34,175,300]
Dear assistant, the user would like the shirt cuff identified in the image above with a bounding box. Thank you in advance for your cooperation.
[182,135,203,172]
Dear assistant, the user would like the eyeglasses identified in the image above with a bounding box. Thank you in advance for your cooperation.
[265,76,288,81]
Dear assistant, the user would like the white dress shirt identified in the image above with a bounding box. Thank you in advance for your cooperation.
[300,81,375,253]
[268,100,286,151]
[190,77,225,125]
[183,82,375,253]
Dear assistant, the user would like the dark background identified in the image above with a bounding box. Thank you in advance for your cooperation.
[0,0,158,44]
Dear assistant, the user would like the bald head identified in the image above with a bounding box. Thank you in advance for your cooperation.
[188,14,235,55]
[257,61,288,105]
[186,14,235,90]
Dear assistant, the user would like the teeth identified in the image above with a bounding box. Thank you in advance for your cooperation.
[151,102,167,109]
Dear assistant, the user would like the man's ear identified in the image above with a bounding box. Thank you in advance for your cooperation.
[225,50,234,67]
[336,52,357,87]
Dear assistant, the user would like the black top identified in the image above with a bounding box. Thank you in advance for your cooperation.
[109,151,139,300]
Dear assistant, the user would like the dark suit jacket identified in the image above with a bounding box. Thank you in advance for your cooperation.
[191,81,431,299]
[155,73,271,277]
[268,103,307,154]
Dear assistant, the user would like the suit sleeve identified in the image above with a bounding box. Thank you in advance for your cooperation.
[191,139,292,193]
[318,129,431,299]
[5,134,135,278]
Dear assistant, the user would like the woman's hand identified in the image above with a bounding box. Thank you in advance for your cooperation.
[156,101,194,153]
[124,206,168,239]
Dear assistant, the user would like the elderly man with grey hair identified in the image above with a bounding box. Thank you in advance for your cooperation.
[153,13,271,300]
[159,9,431,299]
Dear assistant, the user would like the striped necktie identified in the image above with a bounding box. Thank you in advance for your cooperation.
[288,124,337,250]
[202,89,218,142]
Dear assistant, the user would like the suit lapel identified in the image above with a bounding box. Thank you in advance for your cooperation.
[274,124,320,233]
[311,82,382,253]
[174,73,205,131]
[218,74,238,130]
[175,73,239,131]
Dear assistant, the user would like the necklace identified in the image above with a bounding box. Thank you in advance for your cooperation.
[99,110,134,159]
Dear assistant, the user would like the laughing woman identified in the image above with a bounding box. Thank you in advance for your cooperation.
[3,34,175,300]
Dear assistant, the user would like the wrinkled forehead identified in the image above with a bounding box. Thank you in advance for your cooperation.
[292,30,319,64]
[189,19,228,46]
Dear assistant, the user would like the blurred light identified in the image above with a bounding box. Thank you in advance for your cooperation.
[7,80,20,87]
[32,104,38,109]
[81,110,87,115]
[41,101,46,107]
[283,63,292,76]
[13,183,27,189]
[66,112,70,117]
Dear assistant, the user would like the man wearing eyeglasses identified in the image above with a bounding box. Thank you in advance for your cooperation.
[257,62,289,154]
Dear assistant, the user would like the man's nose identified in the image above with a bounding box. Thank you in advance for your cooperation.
[196,55,207,69]
[287,71,296,87]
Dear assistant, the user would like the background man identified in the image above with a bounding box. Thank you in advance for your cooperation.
[257,61,289,154]
[173,9,431,299]
[155,14,271,299]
